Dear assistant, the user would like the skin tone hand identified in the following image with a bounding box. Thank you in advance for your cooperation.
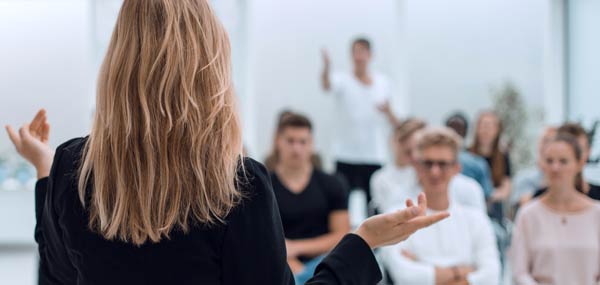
[376,100,401,126]
[287,257,305,275]
[5,109,54,179]
[401,249,418,262]
[322,48,331,72]
[376,100,392,115]
[321,48,332,91]
[435,265,474,285]
[354,193,449,249]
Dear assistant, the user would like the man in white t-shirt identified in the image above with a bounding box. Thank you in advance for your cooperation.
[321,37,399,204]
[382,127,500,285]
[370,119,425,212]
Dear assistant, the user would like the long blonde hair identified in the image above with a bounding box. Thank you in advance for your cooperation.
[78,0,242,245]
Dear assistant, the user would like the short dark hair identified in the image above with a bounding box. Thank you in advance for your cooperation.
[558,122,588,144]
[352,37,371,51]
[445,112,469,138]
[277,113,312,133]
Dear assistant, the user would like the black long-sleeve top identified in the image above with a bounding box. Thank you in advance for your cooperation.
[34,137,382,284]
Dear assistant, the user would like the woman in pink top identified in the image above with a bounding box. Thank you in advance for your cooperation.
[510,133,600,285]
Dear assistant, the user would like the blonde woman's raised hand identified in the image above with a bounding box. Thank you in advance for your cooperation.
[5,109,54,179]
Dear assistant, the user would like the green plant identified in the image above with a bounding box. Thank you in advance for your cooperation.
[492,82,531,172]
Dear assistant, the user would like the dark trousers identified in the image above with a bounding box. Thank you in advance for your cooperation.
[335,161,381,207]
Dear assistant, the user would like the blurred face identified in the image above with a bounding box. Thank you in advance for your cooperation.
[351,43,371,68]
[276,127,313,168]
[404,134,420,164]
[413,146,460,195]
[476,114,500,147]
[541,141,580,189]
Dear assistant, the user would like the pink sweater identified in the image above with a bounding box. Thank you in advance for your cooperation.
[510,199,600,285]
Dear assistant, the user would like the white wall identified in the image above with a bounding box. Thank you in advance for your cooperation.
[567,0,600,127]
[405,0,547,131]
[244,0,407,167]
[240,0,548,166]
[567,0,600,182]
[0,0,95,150]
[0,2,94,283]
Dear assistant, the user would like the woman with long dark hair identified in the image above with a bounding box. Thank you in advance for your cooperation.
[5,1,447,284]
[470,111,511,220]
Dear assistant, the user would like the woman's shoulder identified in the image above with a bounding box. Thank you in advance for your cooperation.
[46,136,88,178]
[225,158,281,226]
[236,158,274,199]
[56,136,88,158]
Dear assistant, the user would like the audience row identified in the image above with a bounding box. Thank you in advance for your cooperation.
[266,110,600,285]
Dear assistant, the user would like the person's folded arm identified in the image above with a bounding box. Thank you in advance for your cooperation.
[381,243,436,285]
[466,214,501,285]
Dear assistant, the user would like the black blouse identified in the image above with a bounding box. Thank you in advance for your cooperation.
[34,137,382,285]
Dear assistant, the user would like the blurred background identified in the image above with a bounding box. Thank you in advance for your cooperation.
[0,0,598,284]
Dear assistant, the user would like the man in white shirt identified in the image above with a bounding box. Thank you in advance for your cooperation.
[382,127,500,285]
[370,119,424,212]
[371,120,486,214]
[321,37,398,205]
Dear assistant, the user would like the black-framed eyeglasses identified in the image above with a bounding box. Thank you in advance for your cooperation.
[417,159,456,171]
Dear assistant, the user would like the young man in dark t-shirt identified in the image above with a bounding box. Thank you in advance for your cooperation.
[268,112,350,285]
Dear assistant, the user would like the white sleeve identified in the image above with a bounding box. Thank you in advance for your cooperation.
[381,75,392,101]
[469,180,487,214]
[329,72,344,97]
[451,177,487,214]
[466,213,501,285]
[381,243,436,285]
[369,171,386,212]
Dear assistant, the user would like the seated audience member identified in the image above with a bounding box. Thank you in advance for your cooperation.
[371,120,486,213]
[510,134,600,285]
[269,113,351,284]
[265,110,322,171]
[469,111,512,221]
[371,119,426,212]
[445,112,493,198]
[382,127,500,285]
[533,122,600,200]
[511,127,557,209]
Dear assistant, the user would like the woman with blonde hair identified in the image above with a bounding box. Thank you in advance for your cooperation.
[5,1,446,284]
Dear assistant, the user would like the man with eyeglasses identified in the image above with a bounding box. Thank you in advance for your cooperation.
[371,120,486,214]
[382,127,500,285]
